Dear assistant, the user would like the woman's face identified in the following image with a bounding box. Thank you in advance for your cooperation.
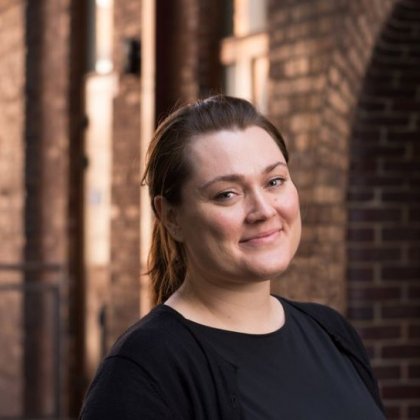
[164,126,301,287]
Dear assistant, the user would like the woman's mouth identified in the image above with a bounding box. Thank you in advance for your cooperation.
[240,229,281,245]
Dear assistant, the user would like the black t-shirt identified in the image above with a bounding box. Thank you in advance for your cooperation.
[186,299,385,420]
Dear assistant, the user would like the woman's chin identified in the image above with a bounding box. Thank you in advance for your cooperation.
[241,260,292,282]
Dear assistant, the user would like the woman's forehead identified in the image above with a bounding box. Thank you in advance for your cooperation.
[186,127,286,179]
[188,127,284,157]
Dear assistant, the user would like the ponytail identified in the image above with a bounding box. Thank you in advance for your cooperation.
[148,219,187,305]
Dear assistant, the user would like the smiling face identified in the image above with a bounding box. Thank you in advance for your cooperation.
[162,126,301,288]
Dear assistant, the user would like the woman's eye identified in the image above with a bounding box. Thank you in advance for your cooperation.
[268,177,285,187]
[215,191,236,201]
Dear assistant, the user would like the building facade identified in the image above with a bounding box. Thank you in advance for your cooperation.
[0,0,419,418]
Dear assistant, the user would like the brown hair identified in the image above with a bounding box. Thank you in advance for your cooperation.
[142,95,289,305]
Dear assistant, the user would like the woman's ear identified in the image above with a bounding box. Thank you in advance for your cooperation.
[153,196,183,242]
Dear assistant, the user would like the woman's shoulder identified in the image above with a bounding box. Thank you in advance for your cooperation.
[278,296,366,356]
[108,304,191,361]
[280,297,346,324]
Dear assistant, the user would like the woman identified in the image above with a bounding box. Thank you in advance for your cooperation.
[80,95,385,419]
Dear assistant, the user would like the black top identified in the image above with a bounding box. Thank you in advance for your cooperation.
[186,298,384,420]
[80,298,385,420]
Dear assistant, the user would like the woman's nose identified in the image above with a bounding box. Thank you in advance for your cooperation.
[245,191,277,223]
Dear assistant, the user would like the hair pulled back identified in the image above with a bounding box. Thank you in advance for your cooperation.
[142,95,289,305]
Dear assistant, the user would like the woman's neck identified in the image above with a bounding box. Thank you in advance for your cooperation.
[164,278,285,334]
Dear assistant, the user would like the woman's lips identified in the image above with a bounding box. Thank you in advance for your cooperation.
[240,229,281,245]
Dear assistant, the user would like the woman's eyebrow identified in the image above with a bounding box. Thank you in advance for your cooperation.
[198,161,287,191]
[265,161,287,173]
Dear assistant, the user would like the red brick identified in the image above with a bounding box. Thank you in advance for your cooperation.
[351,127,382,141]
[384,404,401,419]
[382,191,420,202]
[363,84,415,98]
[413,144,420,157]
[348,247,402,262]
[348,286,401,302]
[347,228,375,242]
[408,246,420,259]
[349,208,402,223]
[408,405,420,418]
[408,286,420,299]
[381,304,420,319]
[408,364,420,379]
[349,159,379,173]
[346,267,374,282]
[373,44,407,60]
[382,228,420,241]
[386,127,420,144]
[359,114,411,128]
[392,3,420,21]
[347,190,375,202]
[409,324,420,338]
[373,364,401,380]
[384,161,420,172]
[381,265,420,281]
[347,305,374,320]
[382,344,420,359]
[351,142,406,156]
[382,385,420,399]
[356,97,388,111]
[409,208,420,222]
[374,58,419,72]
[349,175,405,188]
[359,325,401,340]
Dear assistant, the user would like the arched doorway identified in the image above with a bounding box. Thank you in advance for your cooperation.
[347,1,420,418]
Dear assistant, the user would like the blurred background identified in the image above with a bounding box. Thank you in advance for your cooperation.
[0,0,419,418]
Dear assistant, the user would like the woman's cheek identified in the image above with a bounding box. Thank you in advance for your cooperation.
[282,188,300,218]
[208,212,241,239]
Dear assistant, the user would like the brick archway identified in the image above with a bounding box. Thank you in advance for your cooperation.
[347,1,420,418]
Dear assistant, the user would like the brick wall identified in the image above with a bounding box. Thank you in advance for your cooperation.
[268,0,395,311]
[347,1,420,418]
[0,1,25,262]
[195,0,225,96]
[0,0,77,415]
[1,0,418,417]
[67,0,88,414]
[0,1,25,415]
[155,0,200,108]
[24,0,71,416]
[155,0,224,120]
[268,0,420,418]
[108,0,142,346]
